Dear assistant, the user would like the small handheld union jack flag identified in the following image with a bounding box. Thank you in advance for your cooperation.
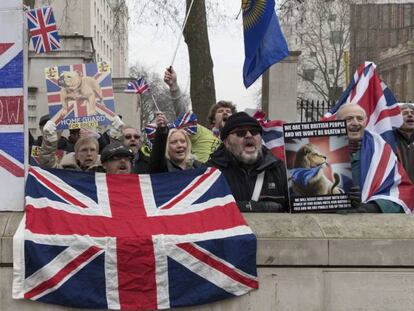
[171,112,198,135]
[124,77,150,94]
[26,7,61,54]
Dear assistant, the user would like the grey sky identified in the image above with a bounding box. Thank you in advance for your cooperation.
[127,1,261,112]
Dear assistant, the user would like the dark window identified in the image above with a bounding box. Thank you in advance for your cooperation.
[303,69,315,81]
[330,31,344,44]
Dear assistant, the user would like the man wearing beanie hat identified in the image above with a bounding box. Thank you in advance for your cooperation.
[208,112,288,212]
[101,142,134,174]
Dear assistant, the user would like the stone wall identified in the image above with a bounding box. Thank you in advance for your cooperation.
[2,213,414,310]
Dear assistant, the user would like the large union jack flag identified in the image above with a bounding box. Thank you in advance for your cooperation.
[46,62,115,130]
[0,3,25,211]
[323,62,402,150]
[27,6,61,54]
[13,166,258,310]
[360,130,414,213]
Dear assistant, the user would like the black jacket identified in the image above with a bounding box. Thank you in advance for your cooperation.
[207,145,289,212]
[149,128,203,173]
[394,128,414,183]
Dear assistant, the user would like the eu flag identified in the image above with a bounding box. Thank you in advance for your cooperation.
[242,0,289,88]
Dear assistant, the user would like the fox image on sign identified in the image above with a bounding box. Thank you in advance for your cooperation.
[58,70,103,116]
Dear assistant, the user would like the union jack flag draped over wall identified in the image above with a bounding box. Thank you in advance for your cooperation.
[0,0,25,211]
[323,62,402,150]
[26,6,61,54]
[46,62,115,130]
[360,130,414,213]
[13,166,258,310]
[124,77,150,94]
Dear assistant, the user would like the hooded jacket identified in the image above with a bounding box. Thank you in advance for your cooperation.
[38,138,103,172]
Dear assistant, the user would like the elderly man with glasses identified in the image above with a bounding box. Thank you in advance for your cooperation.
[207,112,288,212]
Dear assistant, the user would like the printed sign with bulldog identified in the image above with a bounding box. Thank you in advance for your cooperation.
[45,62,116,130]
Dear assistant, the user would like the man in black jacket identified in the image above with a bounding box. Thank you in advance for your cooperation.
[207,112,288,212]
[394,104,414,183]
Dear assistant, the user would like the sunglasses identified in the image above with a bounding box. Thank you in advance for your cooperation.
[108,155,132,162]
[229,127,261,137]
[124,134,140,140]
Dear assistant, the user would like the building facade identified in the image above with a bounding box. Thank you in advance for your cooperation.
[27,0,134,136]
[350,1,414,102]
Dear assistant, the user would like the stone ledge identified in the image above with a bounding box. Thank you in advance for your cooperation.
[3,212,414,266]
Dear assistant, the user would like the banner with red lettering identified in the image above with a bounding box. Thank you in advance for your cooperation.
[0,0,25,211]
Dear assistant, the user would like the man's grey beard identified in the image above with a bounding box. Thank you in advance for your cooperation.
[234,147,263,165]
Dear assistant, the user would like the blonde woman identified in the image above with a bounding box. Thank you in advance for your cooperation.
[149,112,202,173]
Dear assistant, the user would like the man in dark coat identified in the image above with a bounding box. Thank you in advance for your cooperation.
[394,104,414,183]
[207,112,288,212]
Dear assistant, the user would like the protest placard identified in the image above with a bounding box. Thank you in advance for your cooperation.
[284,121,353,212]
[45,62,115,130]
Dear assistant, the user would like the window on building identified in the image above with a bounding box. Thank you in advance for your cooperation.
[328,14,336,22]
[28,117,36,123]
[329,68,335,75]
[303,69,315,81]
[330,30,343,44]
[94,2,96,17]
[310,51,316,57]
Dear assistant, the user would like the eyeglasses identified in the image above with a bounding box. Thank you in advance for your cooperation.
[229,127,261,137]
[124,134,140,140]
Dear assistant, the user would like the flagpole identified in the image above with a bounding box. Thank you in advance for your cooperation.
[150,92,161,112]
[170,0,196,68]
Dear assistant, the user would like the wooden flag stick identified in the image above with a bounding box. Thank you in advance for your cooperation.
[170,0,196,68]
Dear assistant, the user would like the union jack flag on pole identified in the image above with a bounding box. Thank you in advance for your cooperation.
[323,62,402,150]
[13,167,258,309]
[124,77,150,94]
[0,0,25,211]
[26,6,61,54]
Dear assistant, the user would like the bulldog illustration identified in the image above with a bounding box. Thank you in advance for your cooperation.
[58,70,103,116]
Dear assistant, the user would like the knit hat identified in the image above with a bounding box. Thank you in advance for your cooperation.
[101,142,134,163]
[220,112,262,141]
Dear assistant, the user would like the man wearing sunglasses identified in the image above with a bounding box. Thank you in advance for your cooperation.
[121,126,150,174]
[208,112,288,212]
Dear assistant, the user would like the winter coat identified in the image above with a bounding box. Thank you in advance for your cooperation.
[394,128,414,183]
[207,145,289,212]
[149,128,203,173]
[38,138,103,172]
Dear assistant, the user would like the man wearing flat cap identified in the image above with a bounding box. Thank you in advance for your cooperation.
[101,142,134,174]
[208,112,288,212]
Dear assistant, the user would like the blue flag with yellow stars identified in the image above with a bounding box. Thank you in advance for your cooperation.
[242,0,289,88]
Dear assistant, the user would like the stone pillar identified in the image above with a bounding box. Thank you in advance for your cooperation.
[112,78,141,130]
[262,51,301,122]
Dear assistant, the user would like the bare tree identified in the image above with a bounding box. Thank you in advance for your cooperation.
[128,0,232,125]
[128,63,190,128]
[280,0,351,101]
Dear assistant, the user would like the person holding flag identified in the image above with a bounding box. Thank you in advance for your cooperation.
[337,104,414,213]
